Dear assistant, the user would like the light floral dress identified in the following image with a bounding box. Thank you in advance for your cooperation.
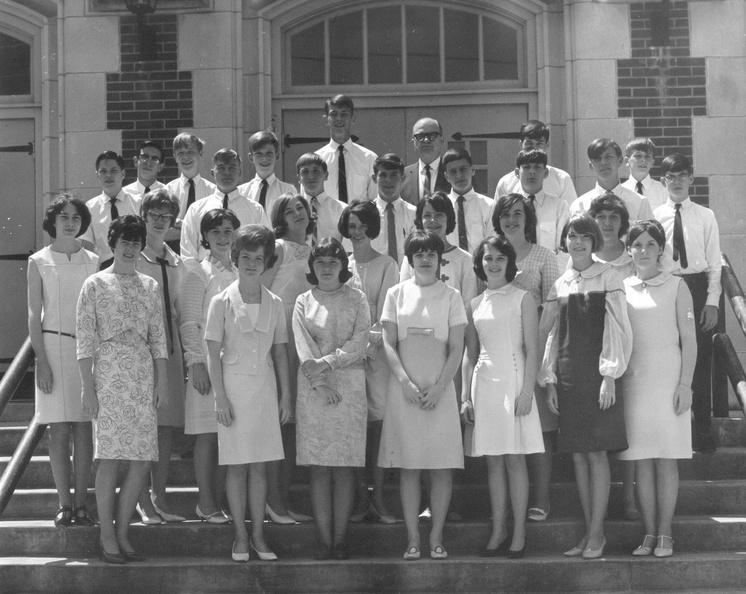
[76,272,168,460]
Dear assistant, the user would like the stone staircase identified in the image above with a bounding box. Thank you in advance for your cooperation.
[1,399,746,593]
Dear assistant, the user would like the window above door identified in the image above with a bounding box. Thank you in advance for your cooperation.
[0,31,31,98]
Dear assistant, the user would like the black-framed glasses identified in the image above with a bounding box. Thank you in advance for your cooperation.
[146,211,174,223]
[138,154,162,163]
[413,132,441,143]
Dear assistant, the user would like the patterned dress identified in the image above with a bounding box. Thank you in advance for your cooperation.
[76,272,168,461]
[293,285,370,467]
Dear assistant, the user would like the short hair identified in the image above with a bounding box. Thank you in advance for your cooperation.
[140,188,180,227]
[95,150,124,170]
[519,120,550,142]
[413,117,443,136]
[306,237,353,285]
[324,94,354,115]
[212,148,241,167]
[515,149,548,168]
[626,219,667,251]
[172,132,204,153]
[200,208,241,249]
[404,229,445,268]
[442,146,473,168]
[231,225,278,271]
[660,153,693,175]
[587,138,622,161]
[625,137,656,157]
[42,194,91,239]
[414,191,456,235]
[271,193,316,239]
[492,193,538,244]
[559,214,604,254]
[588,192,630,238]
[107,214,146,251]
[373,153,405,175]
[248,130,280,154]
[473,235,518,283]
[296,152,327,174]
[138,140,163,161]
[338,199,380,239]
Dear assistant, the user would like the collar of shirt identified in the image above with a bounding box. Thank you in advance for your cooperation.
[253,173,277,186]
[331,138,355,152]
[215,189,242,203]
[449,188,478,202]
[100,189,129,204]
[227,282,272,334]
[419,157,441,176]
[564,260,608,281]
[305,191,329,205]
[139,243,179,266]
[180,173,203,188]
[375,196,403,211]
[594,182,623,197]
[665,196,691,209]
[520,188,547,206]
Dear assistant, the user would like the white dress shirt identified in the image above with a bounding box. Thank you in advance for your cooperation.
[238,173,296,220]
[180,189,271,268]
[81,189,141,262]
[518,189,570,254]
[123,179,166,201]
[571,182,654,221]
[302,191,346,244]
[446,188,496,254]
[370,196,416,265]
[316,138,378,202]
[496,165,577,205]
[621,175,668,214]
[655,197,722,307]
[166,174,217,222]
[419,157,442,197]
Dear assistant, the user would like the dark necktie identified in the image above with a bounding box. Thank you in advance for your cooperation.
[636,181,644,195]
[310,196,319,245]
[385,202,397,263]
[457,195,468,251]
[143,185,151,195]
[156,257,175,355]
[258,179,269,210]
[338,145,348,203]
[527,194,536,208]
[109,197,119,221]
[186,178,196,209]
[673,203,688,270]
[423,164,432,198]
[222,193,229,210]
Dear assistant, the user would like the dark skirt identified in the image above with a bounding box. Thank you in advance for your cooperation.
[556,291,628,454]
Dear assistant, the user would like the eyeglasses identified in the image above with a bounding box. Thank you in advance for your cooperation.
[663,172,690,183]
[413,132,441,143]
[138,154,162,163]
[146,211,174,223]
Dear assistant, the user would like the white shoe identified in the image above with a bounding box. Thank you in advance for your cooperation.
[152,501,185,523]
[135,503,164,525]
[196,504,230,524]
[287,509,313,522]
[265,503,297,524]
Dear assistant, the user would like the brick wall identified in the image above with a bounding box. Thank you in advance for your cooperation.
[106,14,193,181]
[617,1,708,204]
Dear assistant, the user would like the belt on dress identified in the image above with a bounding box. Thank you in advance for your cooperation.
[42,330,76,339]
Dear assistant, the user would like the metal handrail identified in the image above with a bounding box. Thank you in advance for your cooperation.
[713,333,746,419]
[721,252,746,339]
[0,337,34,418]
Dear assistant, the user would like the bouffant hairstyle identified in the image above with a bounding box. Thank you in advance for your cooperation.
[626,219,666,251]
[230,225,278,271]
[306,237,353,285]
[559,214,604,254]
[199,208,241,249]
[588,192,630,238]
[492,193,538,244]
[271,193,316,239]
[414,191,456,235]
[107,214,146,251]
[42,194,91,238]
[140,188,180,228]
[404,229,445,268]
[338,199,380,239]
[473,235,518,283]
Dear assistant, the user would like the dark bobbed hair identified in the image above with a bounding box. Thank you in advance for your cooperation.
[519,120,550,142]
[626,219,667,250]
[588,192,630,238]
[107,214,146,251]
[43,194,91,238]
[338,199,380,239]
[306,237,353,285]
[473,235,519,283]
[587,138,622,161]
[515,148,548,168]
[200,208,241,249]
[231,225,278,271]
[492,193,538,244]
[442,146,473,168]
[95,150,124,170]
[559,213,604,254]
[271,193,316,239]
[625,137,656,157]
[414,191,456,235]
[661,153,693,175]
[140,188,180,228]
[324,94,354,115]
[404,229,445,268]
[373,153,405,175]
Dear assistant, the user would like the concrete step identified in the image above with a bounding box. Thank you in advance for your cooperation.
[0,551,745,593]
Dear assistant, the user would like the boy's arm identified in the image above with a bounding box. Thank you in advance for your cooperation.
[701,209,722,331]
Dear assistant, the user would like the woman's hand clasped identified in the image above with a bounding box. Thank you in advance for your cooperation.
[673,384,693,415]
[301,358,330,378]
[420,382,446,411]
[401,378,423,406]
[315,385,342,405]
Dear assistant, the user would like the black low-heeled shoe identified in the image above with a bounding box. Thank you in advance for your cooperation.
[54,506,74,527]
[73,505,96,527]
[120,548,146,562]
[481,536,511,558]
[507,547,525,559]
[99,541,126,565]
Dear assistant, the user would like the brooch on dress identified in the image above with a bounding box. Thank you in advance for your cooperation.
[686,308,694,321]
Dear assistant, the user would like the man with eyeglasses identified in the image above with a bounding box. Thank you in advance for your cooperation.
[124,141,167,201]
[401,118,451,206]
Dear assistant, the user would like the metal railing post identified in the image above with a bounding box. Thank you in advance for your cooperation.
[0,337,34,418]
[0,419,46,517]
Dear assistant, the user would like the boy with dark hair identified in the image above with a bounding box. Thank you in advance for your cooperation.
[296,152,345,244]
[655,153,721,452]
[443,147,495,253]
[495,120,577,205]
[369,153,415,265]
[238,130,296,218]
[315,94,378,203]
[622,137,667,212]
[124,140,166,200]
[571,138,654,221]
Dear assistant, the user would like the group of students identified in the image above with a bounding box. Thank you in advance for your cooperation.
[28,93,722,564]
